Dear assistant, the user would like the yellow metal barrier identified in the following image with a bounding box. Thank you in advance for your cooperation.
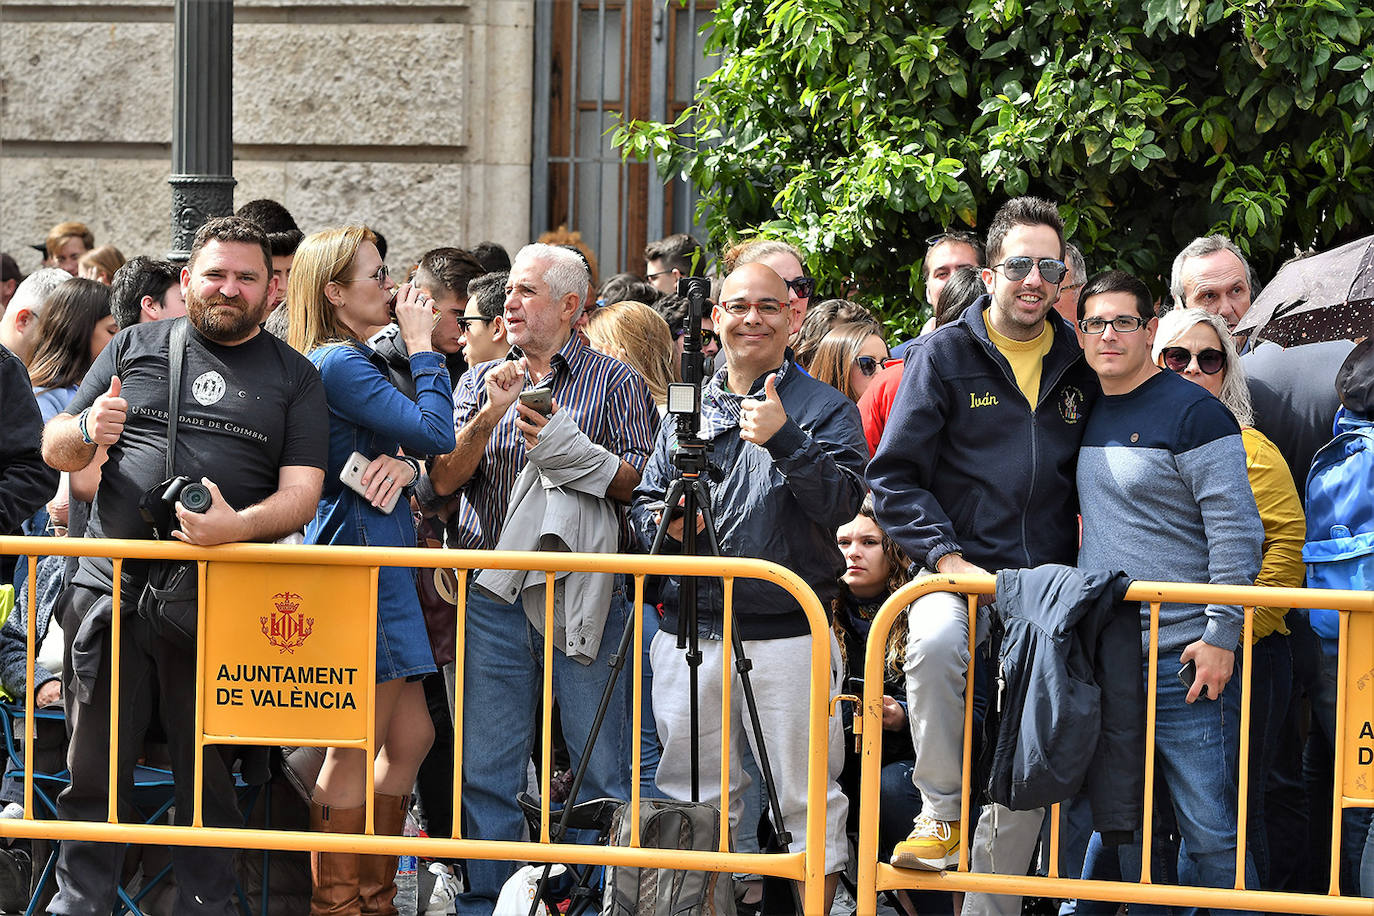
[0,536,835,913]
[854,573,1374,916]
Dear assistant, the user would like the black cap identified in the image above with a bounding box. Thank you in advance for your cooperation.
[1336,337,1374,416]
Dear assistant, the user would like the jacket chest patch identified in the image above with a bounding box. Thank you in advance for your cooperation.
[1058,385,1084,424]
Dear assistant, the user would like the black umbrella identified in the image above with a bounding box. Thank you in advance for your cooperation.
[1234,234,1374,346]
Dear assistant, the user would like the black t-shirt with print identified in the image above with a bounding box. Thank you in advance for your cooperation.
[64,318,328,590]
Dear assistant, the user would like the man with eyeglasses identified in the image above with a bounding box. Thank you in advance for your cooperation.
[655,291,721,375]
[732,238,816,320]
[868,197,1099,913]
[631,261,866,912]
[1075,269,1263,904]
[643,232,707,297]
[456,270,510,367]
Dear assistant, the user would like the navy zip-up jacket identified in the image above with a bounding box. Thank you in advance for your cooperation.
[867,299,1099,573]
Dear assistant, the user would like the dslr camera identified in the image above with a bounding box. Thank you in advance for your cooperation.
[138,475,212,540]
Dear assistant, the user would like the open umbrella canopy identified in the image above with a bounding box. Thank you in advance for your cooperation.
[1235,234,1374,347]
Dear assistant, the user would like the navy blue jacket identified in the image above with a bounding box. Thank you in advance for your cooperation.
[990,564,1144,836]
[630,359,868,641]
[867,300,1099,573]
[0,345,58,583]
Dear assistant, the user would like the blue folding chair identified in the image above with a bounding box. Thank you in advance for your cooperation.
[0,700,186,916]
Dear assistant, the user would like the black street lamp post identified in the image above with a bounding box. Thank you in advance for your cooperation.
[168,0,236,263]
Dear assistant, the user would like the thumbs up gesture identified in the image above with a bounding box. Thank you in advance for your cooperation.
[87,375,128,445]
[740,373,787,445]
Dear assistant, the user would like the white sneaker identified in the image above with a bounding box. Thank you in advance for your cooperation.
[425,861,461,915]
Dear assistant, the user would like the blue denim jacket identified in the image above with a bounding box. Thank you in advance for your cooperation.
[306,341,455,614]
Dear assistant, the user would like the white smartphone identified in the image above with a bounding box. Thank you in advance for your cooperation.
[339,450,402,514]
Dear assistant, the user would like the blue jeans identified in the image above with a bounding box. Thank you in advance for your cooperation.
[1084,653,1257,915]
[457,579,632,916]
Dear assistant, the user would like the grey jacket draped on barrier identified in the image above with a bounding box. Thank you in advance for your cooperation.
[475,409,622,664]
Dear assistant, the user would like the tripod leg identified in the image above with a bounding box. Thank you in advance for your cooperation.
[647,477,688,556]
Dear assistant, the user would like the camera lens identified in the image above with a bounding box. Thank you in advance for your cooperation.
[179,482,213,514]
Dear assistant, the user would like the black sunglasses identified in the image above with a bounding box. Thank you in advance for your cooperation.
[1162,346,1226,375]
[992,256,1068,285]
[675,327,720,347]
[785,276,816,299]
[855,355,882,377]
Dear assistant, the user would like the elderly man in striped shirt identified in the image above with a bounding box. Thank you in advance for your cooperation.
[429,242,659,915]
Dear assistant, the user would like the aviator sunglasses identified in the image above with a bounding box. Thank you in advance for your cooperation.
[991,256,1068,285]
[1161,346,1226,375]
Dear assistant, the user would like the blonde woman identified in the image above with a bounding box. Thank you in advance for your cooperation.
[584,299,675,412]
[288,226,456,915]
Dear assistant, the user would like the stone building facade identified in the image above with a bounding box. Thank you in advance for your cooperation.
[0,0,533,274]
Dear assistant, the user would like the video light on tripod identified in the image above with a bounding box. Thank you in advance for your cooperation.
[667,382,699,417]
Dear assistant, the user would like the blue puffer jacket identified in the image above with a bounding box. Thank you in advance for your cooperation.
[867,300,1099,574]
[630,357,868,641]
[989,564,1144,837]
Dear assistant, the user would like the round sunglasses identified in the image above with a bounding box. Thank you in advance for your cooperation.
[1161,346,1226,375]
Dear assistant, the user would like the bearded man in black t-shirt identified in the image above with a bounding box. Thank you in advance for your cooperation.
[41,217,328,916]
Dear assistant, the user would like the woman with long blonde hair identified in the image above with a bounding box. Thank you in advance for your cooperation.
[584,299,675,411]
[288,225,456,915]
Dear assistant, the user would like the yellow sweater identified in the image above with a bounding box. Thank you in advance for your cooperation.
[1242,426,1306,641]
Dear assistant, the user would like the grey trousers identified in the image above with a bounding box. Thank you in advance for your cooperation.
[903,583,1043,916]
[49,584,243,916]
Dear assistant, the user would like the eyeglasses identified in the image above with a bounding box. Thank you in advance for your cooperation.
[338,263,390,288]
[855,355,882,377]
[675,327,720,347]
[646,269,676,282]
[1161,346,1226,375]
[992,257,1068,285]
[720,299,786,316]
[784,276,816,299]
[454,316,490,331]
[1078,315,1149,335]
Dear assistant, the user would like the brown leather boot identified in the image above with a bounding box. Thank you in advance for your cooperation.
[310,800,365,916]
[359,792,409,916]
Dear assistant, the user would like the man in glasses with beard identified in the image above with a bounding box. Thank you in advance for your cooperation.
[42,216,328,916]
[867,197,1100,915]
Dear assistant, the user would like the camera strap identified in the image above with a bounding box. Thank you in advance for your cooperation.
[165,318,189,480]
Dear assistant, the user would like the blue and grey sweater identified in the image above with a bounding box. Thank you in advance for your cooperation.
[1077,369,1263,654]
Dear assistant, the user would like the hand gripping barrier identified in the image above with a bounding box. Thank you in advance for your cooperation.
[853,573,1374,916]
[0,535,835,913]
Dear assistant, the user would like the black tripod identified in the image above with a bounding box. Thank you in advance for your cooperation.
[527,276,802,914]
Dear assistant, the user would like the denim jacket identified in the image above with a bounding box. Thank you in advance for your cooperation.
[306,342,455,611]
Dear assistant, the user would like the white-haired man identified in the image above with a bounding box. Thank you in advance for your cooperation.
[429,243,659,915]
[0,268,72,364]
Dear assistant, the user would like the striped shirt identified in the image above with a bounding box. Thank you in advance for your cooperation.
[451,332,659,550]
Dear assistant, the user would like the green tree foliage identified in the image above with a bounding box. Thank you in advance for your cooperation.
[613,0,1374,336]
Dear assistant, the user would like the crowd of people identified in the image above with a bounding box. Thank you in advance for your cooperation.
[0,196,1369,916]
